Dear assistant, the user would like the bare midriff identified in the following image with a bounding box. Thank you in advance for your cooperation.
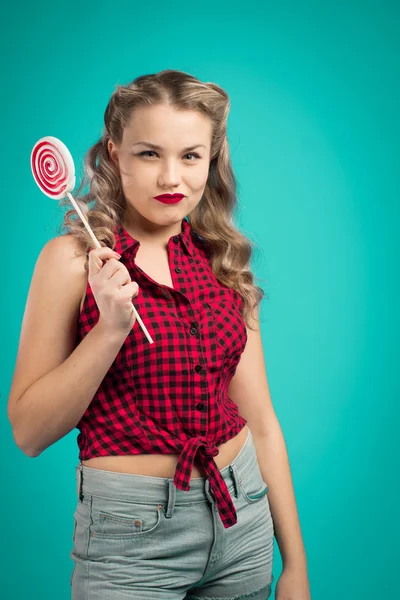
[81,424,249,478]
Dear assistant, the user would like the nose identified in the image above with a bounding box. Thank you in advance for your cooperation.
[158,159,181,189]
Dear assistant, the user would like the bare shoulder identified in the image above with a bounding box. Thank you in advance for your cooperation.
[41,233,88,304]
[7,233,88,425]
[43,233,87,272]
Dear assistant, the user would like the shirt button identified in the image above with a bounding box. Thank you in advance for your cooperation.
[175,267,182,274]
[194,364,202,373]
[196,402,205,411]
[190,327,198,335]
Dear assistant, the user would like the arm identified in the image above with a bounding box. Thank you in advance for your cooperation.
[227,305,309,576]
[10,321,128,457]
[7,235,127,457]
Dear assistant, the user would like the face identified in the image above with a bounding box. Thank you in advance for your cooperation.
[108,103,212,241]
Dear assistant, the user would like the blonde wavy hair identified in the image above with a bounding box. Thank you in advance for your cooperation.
[59,69,266,330]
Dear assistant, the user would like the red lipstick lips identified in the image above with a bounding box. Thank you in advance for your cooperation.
[154,194,184,204]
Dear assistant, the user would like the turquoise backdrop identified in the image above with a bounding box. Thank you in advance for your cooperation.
[1,0,398,598]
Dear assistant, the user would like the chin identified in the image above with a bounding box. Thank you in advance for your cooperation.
[145,210,184,227]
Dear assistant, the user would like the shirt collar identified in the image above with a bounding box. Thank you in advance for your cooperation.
[112,217,196,258]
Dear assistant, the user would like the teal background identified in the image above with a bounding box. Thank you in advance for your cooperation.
[1,0,399,597]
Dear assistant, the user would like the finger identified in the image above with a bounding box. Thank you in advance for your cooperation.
[103,264,132,289]
[88,247,121,277]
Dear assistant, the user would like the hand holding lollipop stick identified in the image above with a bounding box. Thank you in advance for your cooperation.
[30,136,154,344]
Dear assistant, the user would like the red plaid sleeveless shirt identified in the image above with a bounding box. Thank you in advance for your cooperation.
[74,216,248,528]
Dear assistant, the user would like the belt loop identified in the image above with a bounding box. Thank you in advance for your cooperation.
[229,463,240,498]
[165,479,176,519]
[204,478,215,503]
[77,463,84,502]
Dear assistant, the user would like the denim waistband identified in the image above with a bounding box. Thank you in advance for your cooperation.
[76,426,255,507]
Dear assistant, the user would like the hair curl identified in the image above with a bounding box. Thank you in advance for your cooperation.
[58,69,266,330]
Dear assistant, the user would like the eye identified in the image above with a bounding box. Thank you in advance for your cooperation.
[138,151,157,158]
[137,151,201,161]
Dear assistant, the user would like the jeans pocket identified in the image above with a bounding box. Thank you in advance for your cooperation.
[89,495,166,540]
[238,460,269,505]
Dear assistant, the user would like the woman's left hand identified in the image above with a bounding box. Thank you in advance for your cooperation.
[275,565,311,600]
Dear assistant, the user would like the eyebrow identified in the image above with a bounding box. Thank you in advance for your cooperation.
[131,141,207,152]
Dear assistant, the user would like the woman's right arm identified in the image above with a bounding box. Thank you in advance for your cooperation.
[7,235,136,457]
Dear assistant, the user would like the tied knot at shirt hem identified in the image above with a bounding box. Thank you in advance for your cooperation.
[174,436,219,492]
[172,435,238,529]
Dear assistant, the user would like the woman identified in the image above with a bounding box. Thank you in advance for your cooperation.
[8,70,310,599]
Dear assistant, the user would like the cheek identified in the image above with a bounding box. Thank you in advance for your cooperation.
[118,159,135,185]
[120,174,136,190]
[119,165,141,188]
[191,166,210,190]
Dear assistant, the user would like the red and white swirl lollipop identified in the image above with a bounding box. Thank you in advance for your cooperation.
[31,136,76,200]
[31,136,153,344]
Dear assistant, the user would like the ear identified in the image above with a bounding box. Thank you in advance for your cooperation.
[107,139,119,169]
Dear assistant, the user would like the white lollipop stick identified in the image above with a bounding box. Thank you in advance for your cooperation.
[31,136,153,344]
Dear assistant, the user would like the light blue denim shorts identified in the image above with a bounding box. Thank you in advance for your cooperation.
[70,427,275,599]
